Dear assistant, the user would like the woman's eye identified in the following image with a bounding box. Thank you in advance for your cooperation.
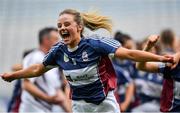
[64,22,70,27]
[57,23,62,28]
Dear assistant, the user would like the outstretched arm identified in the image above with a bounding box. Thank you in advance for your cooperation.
[114,35,173,63]
[1,63,49,82]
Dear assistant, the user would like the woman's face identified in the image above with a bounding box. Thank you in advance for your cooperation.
[57,14,82,47]
[124,40,136,49]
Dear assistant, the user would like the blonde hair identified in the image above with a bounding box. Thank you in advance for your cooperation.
[59,9,112,33]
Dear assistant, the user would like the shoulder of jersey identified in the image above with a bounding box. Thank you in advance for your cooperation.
[53,41,64,46]
[86,34,114,42]
[24,49,37,58]
[30,49,44,56]
[86,34,103,40]
[51,41,64,49]
[23,49,43,61]
[47,41,64,54]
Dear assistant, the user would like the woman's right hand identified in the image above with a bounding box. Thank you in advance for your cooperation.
[161,54,174,63]
[0,73,14,82]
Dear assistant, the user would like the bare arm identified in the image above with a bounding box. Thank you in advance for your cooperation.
[22,79,60,104]
[136,61,160,73]
[135,35,162,72]
[1,63,49,82]
[115,47,172,63]
[120,82,134,112]
[171,52,180,69]
[56,89,72,112]
[56,70,72,112]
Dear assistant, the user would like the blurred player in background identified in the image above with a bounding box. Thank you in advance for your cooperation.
[7,64,22,113]
[160,29,176,54]
[1,9,174,113]
[132,38,163,112]
[19,27,71,112]
[113,31,135,112]
[7,49,34,113]
[136,35,180,112]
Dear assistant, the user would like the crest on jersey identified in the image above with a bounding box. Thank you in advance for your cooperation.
[64,53,69,62]
[82,51,88,61]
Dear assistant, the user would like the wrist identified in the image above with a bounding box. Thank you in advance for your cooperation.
[8,73,15,82]
[143,45,151,51]
[12,71,22,79]
[44,95,52,103]
[159,56,164,62]
[124,100,130,106]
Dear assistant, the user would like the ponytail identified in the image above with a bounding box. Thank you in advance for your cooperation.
[59,9,112,33]
[81,11,112,33]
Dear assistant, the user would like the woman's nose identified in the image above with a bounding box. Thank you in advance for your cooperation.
[61,25,66,30]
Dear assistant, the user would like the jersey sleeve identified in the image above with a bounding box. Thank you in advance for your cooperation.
[158,62,172,78]
[42,45,58,68]
[158,63,166,74]
[158,62,180,79]
[168,62,180,79]
[90,35,121,56]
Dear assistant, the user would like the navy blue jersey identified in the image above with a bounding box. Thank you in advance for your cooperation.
[7,80,21,112]
[113,61,133,94]
[134,71,162,104]
[113,59,136,78]
[114,65,132,87]
[43,35,121,104]
[113,63,133,102]
[158,62,180,112]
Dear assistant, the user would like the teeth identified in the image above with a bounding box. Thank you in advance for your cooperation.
[62,32,68,35]
[61,31,70,39]
[61,31,69,35]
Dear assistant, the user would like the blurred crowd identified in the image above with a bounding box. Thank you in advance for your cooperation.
[113,28,180,112]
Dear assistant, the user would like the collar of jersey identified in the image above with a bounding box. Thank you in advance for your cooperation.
[67,37,85,52]
[68,45,78,52]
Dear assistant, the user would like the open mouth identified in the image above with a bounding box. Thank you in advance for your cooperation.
[60,31,70,39]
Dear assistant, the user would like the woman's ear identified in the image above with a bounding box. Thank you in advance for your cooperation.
[77,25,83,31]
